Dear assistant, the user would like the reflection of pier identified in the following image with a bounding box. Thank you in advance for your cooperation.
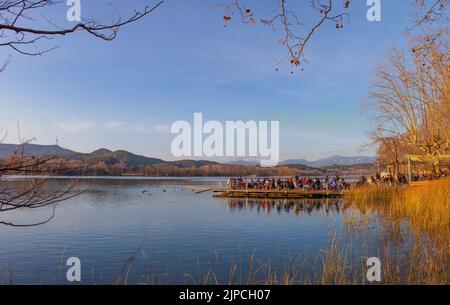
[213,189,343,199]
[225,198,343,215]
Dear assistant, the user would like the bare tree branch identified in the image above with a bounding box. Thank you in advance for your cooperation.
[219,0,349,70]
[0,1,163,58]
[219,0,447,71]
[0,132,86,227]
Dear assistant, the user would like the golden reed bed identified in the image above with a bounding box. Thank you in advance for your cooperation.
[342,178,449,284]
[345,178,450,234]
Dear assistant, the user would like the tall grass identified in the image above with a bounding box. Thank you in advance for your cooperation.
[178,237,366,285]
[346,178,450,235]
[344,178,450,284]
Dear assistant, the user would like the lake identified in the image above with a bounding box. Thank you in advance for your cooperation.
[0,177,417,284]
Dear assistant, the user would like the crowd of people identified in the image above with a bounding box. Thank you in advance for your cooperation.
[410,172,447,181]
[227,176,349,192]
[359,172,408,185]
[227,170,448,192]
[359,171,448,185]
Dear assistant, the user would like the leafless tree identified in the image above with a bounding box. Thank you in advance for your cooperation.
[411,0,449,28]
[0,133,85,227]
[219,0,448,70]
[0,1,164,225]
[366,29,449,173]
[219,0,349,70]
[0,0,163,65]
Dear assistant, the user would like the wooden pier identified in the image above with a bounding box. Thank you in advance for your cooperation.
[212,189,344,199]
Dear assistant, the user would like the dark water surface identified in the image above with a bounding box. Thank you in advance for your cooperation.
[0,177,390,284]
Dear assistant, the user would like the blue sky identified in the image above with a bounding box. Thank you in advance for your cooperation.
[0,0,415,161]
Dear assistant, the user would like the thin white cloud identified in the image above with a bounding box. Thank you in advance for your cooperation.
[57,120,170,134]
[153,124,170,133]
[135,123,169,134]
[134,123,152,133]
[56,121,94,132]
[104,121,170,134]
[283,128,329,140]
[103,121,127,130]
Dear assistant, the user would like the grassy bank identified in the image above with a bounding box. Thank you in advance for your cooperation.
[344,178,450,284]
[345,178,450,235]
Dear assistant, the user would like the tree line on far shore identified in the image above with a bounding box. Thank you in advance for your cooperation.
[0,155,377,177]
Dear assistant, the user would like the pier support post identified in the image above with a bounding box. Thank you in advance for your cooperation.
[407,156,411,185]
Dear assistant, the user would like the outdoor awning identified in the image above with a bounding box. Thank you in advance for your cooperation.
[407,155,450,164]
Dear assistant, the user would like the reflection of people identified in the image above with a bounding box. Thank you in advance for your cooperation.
[226,198,344,216]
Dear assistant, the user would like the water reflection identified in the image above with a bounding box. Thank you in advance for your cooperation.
[1,177,445,284]
[225,198,343,216]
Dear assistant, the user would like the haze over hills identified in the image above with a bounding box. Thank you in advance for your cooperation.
[281,155,377,167]
[0,143,376,168]
[0,143,77,158]
[228,155,377,167]
[0,143,214,168]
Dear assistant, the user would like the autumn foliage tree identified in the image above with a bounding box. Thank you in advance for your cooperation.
[367,26,449,174]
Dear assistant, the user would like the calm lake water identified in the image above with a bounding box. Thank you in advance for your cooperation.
[0,177,404,284]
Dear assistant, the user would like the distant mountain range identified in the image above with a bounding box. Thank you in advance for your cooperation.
[0,143,376,168]
[0,143,216,168]
[84,148,165,167]
[0,143,76,158]
[281,155,377,167]
[228,155,376,167]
